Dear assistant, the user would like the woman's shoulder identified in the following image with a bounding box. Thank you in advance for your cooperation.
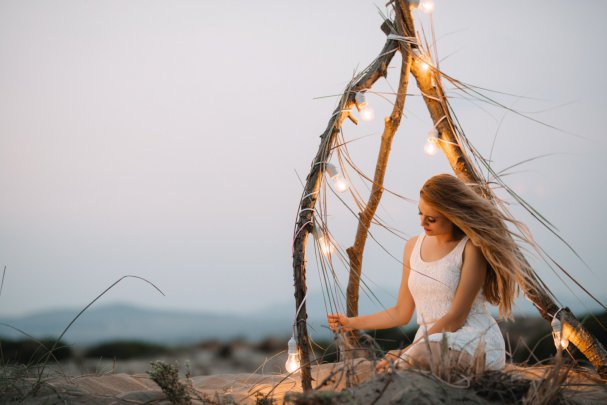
[462,238,487,265]
[405,235,419,249]
[403,235,419,259]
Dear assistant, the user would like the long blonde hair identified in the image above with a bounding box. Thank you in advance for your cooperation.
[420,173,536,318]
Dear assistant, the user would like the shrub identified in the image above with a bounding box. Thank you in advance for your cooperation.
[0,337,72,364]
[84,340,168,360]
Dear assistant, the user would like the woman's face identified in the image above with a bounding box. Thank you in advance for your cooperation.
[418,197,454,236]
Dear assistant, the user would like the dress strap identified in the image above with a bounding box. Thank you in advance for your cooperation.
[410,234,425,267]
[453,235,469,259]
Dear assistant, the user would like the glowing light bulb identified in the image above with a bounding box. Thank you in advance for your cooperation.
[409,0,435,12]
[317,233,335,256]
[325,163,349,192]
[312,224,335,256]
[419,59,431,73]
[360,105,375,122]
[424,142,438,156]
[355,92,375,122]
[551,318,569,350]
[285,337,300,373]
[412,47,433,74]
[424,128,439,156]
[420,0,435,13]
[333,175,349,192]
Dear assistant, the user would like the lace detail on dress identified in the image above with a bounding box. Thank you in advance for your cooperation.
[407,233,505,370]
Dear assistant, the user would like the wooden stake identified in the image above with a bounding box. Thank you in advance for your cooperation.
[292,21,400,391]
[345,37,412,346]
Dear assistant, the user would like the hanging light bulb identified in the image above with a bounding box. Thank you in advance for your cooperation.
[424,128,439,156]
[419,58,431,73]
[551,317,569,350]
[410,0,435,13]
[420,0,435,13]
[355,92,375,122]
[424,141,438,156]
[333,176,349,192]
[312,224,335,256]
[285,336,300,373]
[412,48,433,74]
[360,105,375,122]
[325,163,350,192]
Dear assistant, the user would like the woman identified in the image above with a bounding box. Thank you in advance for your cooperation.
[328,174,534,371]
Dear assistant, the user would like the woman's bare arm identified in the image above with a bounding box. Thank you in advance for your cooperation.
[328,237,417,331]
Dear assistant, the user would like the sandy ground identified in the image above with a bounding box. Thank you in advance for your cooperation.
[6,359,607,404]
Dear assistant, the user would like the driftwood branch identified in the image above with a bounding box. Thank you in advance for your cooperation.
[399,0,607,378]
[292,20,400,391]
[344,28,412,335]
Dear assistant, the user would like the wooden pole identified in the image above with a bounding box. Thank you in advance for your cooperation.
[292,21,400,391]
[345,30,412,338]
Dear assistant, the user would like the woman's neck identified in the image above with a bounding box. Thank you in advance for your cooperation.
[433,232,461,244]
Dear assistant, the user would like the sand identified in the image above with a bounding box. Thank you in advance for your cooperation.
[6,361,607,404]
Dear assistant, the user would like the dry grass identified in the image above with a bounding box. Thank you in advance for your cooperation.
[283,338,607,405]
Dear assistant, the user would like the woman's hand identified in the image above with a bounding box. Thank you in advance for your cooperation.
[376,348,409,372]
[327,313,353,332]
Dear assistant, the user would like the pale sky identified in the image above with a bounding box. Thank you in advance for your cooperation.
[1,0,606,319]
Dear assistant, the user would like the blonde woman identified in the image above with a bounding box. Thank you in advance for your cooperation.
[328,173,533,371]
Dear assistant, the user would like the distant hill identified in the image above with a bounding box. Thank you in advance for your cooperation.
[1,289,603,345]
[0,303,297,345]
[0,291,401,345]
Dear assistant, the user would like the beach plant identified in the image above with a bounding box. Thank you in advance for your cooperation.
[148,360,191,405]
[522,351,569,405]
[0,363,32,402]
[148,361,238,405]
[0,274,165,400]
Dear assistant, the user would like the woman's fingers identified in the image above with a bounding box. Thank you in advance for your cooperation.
[327,313,345,331]
[376,358,389,372]
[376,350,407,372]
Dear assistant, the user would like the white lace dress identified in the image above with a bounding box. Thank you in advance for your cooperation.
[406,233,505,370]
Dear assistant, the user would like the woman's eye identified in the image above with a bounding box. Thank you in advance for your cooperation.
[428,218,436,223]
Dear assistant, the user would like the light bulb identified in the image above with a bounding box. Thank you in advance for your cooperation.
[355,92,375,122]
[333,175,350,192]
[325,163,349,192]
[419,59,431,73]
[551,318,569,350]
[285,337,300,373]
[424,128,439,156]
[414,50,433,73]
[424,142,438,156]
[317,234,335,256]
[420,0,435,13]
[360,105,375,122]
[312,225,335,256]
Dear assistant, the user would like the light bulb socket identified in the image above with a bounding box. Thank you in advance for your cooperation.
[551,316,569,349]
[324,162,338,178]
[354,92,368,111]
[287,336,297,354]
[427,127,439,142]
